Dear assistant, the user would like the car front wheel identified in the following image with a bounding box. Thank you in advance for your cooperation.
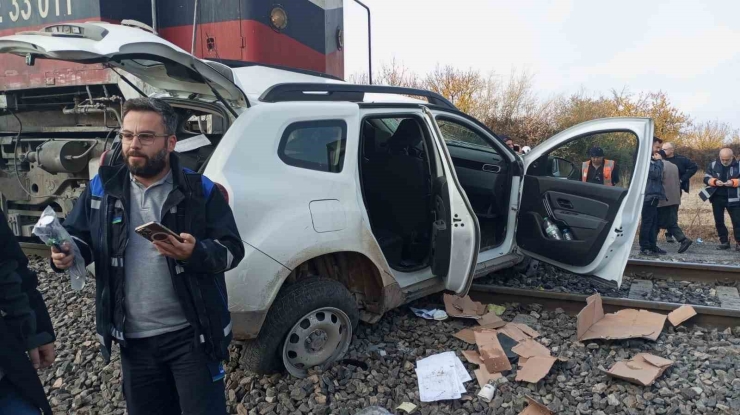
[240,277,359,378]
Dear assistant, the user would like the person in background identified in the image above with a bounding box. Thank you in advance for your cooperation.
[639,137,667,256]
[582,147,620,186]
[699,148,740,251]
[660,142,698,242]
[657,149,693,253]
[503,136,515,151]
[0,210,56,415]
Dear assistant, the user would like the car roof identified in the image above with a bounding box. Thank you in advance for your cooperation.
[231,65,428,107]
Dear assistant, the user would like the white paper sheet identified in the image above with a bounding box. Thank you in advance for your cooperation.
[415,363,461,402]
[417,351,471,396]
[175,134,211,152]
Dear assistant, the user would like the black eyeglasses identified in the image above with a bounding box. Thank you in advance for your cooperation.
[118,132,169,145]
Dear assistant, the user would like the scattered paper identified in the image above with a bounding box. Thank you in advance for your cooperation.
[415,364,461,402]
[668,305,697,327]
[397,402,417,414]
[518,357,529,368]
[518,396,553,415]
[478,312,507,329]
[417,352,471,395]
[577,294,667,342]
[444,294,485,319]
[512,339,551,359]
[410,307,448,321]
[454,328,477,344]
[462,350,483,365]
[516,356,557,383]
[605,353,674,386]
[474,329,512,374]
[174,134,211,152]
[486,304,507,316]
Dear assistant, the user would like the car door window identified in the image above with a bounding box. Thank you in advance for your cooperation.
[278,120,347,173]
[528,132,638,188]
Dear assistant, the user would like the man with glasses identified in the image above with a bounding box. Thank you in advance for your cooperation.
[49,98,244,415]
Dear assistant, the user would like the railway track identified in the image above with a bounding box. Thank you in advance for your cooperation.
[469,284,740,329]
[625,259,740,283]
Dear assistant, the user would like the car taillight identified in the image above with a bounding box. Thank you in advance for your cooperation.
[214,182,229,204]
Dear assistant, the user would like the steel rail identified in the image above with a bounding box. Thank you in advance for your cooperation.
[469,284,740,329]
[625,259,740,283]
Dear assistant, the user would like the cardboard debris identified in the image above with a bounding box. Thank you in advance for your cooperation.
[512,339,552,359]
[453,328,477,344]
[514,323,540,339]
[668,305,697,327]
[474,365,502,388]
[444,294,485,319]
[474,329,512,374]
[498,323,531,342]
[605,353,674,386]
[478,312,507,329]
[518,396,553,415]
[515,356,557,383]
[577,294,667,342]
[462,350,484,365]
[397,402,418,414]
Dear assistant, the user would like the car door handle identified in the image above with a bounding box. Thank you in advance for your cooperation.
[557,199,574,209]
[482,164,501,173]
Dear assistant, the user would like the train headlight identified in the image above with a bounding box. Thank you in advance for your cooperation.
[270,7,288,31]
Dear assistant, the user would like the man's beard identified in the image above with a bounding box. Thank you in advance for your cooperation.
[125,148,168,178]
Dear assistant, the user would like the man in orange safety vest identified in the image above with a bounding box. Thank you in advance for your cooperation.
[582,147,620,186]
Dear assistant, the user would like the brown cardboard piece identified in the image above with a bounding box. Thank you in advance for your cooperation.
[514,323,540,339]
[512,339,551,359]
[515,356,557,383]
[668,305,697,327]
[577,294,666,341]
[498,323,532,342]
[518,357,529,368]
[453,328,477,344]
[606,353,674,386]
[444,294,485,319]
[478,312,507,329]
[462,350,484,365]
[474,366,502,388]
[518,396,553,415]
[474,329,512,374]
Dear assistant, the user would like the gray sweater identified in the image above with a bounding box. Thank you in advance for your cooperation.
[659,160,681,207]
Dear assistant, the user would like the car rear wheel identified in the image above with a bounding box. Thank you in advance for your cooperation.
[240,277,359,377]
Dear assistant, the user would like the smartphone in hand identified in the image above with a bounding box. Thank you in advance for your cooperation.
[134,222,184,244]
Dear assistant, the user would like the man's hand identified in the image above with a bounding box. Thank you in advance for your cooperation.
[28,343,55,370]
[51,242,74,270]
[152,233,196,261]
[716,180,725,187]
[652,152,662,160]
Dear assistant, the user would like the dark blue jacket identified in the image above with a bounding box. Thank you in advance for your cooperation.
[53,153,244,362]
[700,159,740,206]
[645,160,666,203]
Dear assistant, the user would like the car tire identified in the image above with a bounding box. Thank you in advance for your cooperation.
[240,277,359,377]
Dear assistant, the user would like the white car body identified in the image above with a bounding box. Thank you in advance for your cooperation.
[0,23,654,372]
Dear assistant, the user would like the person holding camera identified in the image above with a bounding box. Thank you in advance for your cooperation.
[51,98,244,415]
[699,148,740,251]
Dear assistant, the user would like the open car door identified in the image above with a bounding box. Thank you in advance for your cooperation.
[422,108,481,294]
[516,118,654,286]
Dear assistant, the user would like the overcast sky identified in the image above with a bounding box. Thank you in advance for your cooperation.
[343,0,740,128]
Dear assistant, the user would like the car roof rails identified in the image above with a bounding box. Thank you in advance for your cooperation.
[259,83,457,110]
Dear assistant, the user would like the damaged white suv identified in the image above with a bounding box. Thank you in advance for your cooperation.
[0,22,655,377]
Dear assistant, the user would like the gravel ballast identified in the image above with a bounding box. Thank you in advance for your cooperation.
[27,255,740,414]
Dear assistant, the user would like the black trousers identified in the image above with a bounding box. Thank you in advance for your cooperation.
[711,196,740,244]
[120,327,227,415]
[658,205,686,242]
[640,198,659,250]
